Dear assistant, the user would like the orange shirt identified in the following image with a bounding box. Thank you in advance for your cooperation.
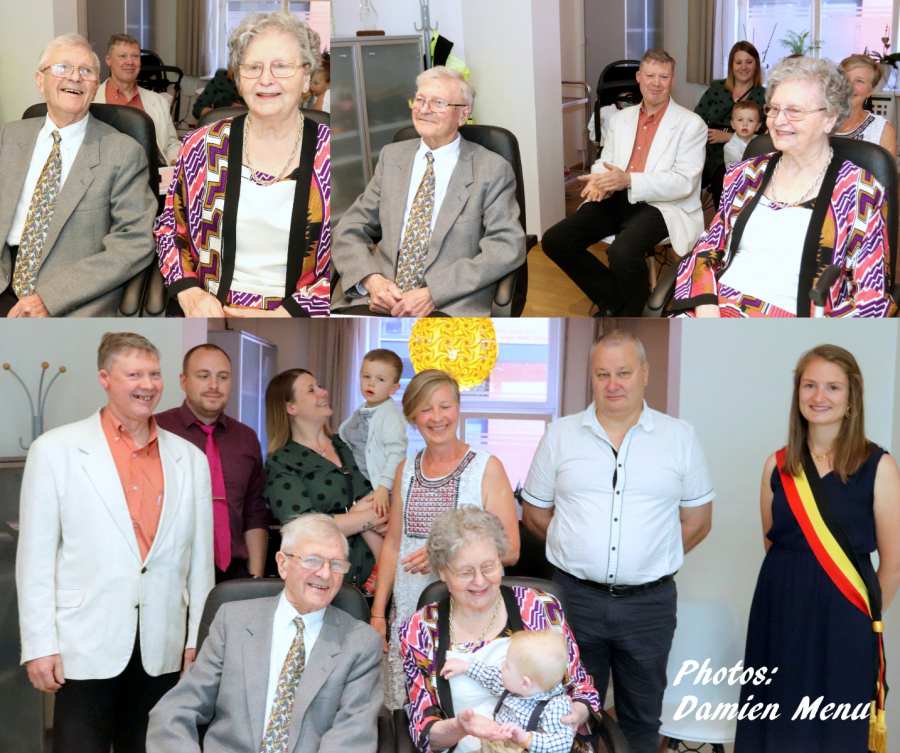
[105,79,145,111]
[101,407,164,561]
[625,98,670,174]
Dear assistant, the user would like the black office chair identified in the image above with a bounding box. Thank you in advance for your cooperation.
[21,102,160,317]
[195,105,330,131]
[594,60,642,142]
[643,134,900,317]
[141,65,185,121]
[390,577,631,753]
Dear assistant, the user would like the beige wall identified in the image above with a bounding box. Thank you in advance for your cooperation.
[0,0,55,127]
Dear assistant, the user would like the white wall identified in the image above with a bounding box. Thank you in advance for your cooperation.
[0,0,55,127]
[560,0,587,168]
[332,0,465,49]
[0,321,194,459]
[677,319,900,747]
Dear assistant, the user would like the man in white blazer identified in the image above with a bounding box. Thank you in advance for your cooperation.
[16,331,214,753]
[93,34,182,165]
[542,49,706,317]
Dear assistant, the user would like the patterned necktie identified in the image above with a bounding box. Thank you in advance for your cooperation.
[261,616,306,753]
[395,151,435,292]
[13,130,63,298]
[196,423,231,573]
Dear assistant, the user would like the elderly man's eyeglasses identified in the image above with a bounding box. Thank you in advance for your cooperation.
[445,562,501,583]
[408,96,467,113]
[763,104,827,121]
[42,64,99,82]
[282,552,351,573]
[239,62,310,79]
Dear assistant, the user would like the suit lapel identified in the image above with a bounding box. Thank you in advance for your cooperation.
[243,596,280,749]
[385,142,419,252]
[644,98,678,173]
[617,106,641,167]
[0,121,42,242]
[144,429,186,564]
[38,114,99,269]
[287,606,342,753]
[79,411,142,564]
[426,137,473,266]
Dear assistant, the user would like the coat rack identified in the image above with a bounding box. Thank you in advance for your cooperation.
[414,0,438,69]
[2,361,67,450]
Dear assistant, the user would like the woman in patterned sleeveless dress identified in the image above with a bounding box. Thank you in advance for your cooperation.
[836,55,897,154]
[370,369,521,709]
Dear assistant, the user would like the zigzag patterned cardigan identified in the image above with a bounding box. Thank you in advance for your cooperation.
[673,153,895,317]
[154,115,330,316]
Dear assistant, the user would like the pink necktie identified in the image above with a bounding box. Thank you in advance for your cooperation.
[197,423,231,572]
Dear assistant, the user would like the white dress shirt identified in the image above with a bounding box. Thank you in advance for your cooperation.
[7,115,90,246]
[522,402,715,586]
[264,591,326,725]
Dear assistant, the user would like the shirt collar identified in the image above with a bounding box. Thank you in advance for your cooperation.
[178,400,227,431]
[41,112,89,147]
[639,96,670,122]
[274,590,327,633]
[102,405,159,444]
[582,400,654,437]
[416,132,461,161]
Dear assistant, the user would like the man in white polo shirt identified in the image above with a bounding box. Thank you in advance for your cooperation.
[521,329,714,753]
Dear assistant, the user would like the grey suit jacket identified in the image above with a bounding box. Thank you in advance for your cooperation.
[0,114,157,316]
[146,594,384,753]
[332,135,526,316]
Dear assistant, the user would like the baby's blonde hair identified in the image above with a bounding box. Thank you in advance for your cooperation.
[507,630,568,691]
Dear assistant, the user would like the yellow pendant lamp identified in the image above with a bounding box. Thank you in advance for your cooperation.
[408,318,498,390]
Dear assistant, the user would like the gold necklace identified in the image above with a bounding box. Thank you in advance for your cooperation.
[808,444,834,462]
[770,147,833,209]
[243,111,304,186]
[449,595,502,652]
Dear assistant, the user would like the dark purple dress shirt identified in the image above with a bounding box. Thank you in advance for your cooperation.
[155,401,270,562]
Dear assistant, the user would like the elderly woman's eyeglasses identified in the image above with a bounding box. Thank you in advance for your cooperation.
[41,64,99,82]
[763,104,827,121]
[445,562,501,583]
[239,62,309,79]
[408,96,467,113]
[282,552,351,573]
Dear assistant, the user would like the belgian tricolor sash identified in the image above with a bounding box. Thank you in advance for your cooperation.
[776,447,888,753]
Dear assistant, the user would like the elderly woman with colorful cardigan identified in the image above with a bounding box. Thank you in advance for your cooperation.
[673,56,895,318]
[154,10,330,317]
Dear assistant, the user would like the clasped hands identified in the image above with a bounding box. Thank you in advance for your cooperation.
[577,163,631,203]
[8,293,50,317]
[361,274,435,317]
[176,287,290,318]
[350,494,389,535]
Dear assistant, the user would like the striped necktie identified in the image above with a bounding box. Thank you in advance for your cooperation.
[13,130,63,298]
[261,616,306,753]
[395,151,435,292]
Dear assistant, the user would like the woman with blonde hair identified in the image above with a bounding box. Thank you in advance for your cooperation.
[262,368,388,589]
[735,345,900,752]
[370,369,520,709]
[836,54,897,152]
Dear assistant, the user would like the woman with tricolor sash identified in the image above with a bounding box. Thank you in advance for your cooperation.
[734,345,900,753]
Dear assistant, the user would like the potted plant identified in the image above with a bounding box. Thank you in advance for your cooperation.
[779,30,823,56]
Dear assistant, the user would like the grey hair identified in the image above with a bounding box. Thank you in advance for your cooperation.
[39,34,100,73]
[766,56,853,131]
[416,66,475,111]
[228,9,321,84]
[280,512,349,557]
[593,329,647,365]
[427,506,509,575]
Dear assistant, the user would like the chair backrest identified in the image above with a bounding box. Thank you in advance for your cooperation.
[21,102,160,195]
[744,133,898,288]
[416,576,571,615]
[195,105,330,131]
[392,124,528,235]
[196,579,370,652]
[595,59,642,121]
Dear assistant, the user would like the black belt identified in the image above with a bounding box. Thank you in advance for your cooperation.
[559,568,675,597]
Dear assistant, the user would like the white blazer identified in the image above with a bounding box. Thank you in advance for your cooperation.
[16,411,214,679]
[338,400,408,491]
[94,81,182,166]
[591,97,707,257]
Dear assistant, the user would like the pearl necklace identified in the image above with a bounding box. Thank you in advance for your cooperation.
[243,111,305,186]
[449,595,503,652]
[770,148,833,209]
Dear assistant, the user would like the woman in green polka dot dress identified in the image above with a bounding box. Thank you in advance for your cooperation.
[694,41,767,185]
[263,368,388,589]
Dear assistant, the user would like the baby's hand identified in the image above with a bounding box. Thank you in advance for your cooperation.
[440,658,470,679]
[372,486,391,518]
[509,726,530,746]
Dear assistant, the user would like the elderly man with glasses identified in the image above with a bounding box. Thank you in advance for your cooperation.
[0,34,156,317]
[332,65,525,317]
[147,513,384,753]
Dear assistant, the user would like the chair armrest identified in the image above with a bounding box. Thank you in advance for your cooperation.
[809,264,843,310]
[378,712,396,753]
[144,266,168,317]
[642,261,680,317]
[117,265,150,317]
[491,267,518,317]
[597,713,632,753]
[392,708,419,753]
[526,234,538,253]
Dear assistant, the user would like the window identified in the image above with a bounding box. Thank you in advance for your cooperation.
[741,0,897,75]
[366,319,563,491]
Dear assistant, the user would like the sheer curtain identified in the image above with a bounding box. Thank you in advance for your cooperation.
[687,0,729,85]
[176,0,216,77]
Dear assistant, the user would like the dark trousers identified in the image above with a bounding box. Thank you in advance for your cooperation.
[541,192,669,316]
[52,635,180,753]
[215,557,251,584]
[554,570,677,753]
[1,245,19,316]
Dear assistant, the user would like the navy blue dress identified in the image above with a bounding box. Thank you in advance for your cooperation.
[734,447,884,753]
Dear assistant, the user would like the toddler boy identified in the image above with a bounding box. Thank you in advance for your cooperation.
[724,100,763,168]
